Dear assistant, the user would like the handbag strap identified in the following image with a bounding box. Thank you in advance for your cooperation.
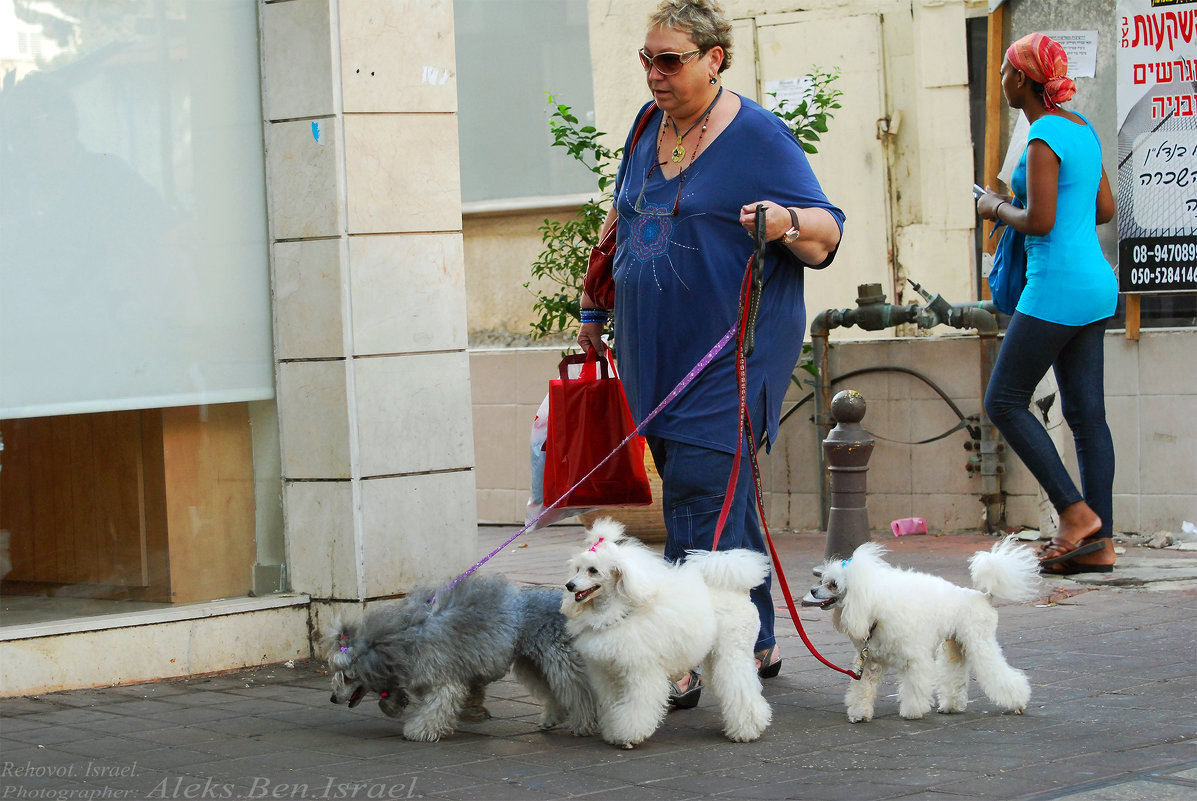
[558,348,610,382]
[628,103,657,154]
[611,104,658,198]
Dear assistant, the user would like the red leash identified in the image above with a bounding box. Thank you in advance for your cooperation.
[712,241,860,681]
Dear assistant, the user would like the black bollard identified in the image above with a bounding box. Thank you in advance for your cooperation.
[822,389,875,561]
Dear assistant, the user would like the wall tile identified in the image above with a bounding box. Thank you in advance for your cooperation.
[1135,494,1196,535]
[261,0,334,121]
[1138,395,1197,495]
[359,471,478,594]
[1108,395,1140,494]
[472,403,520,491]
[283,479,358,597]
[266,119,341,240]
[343,114,462,234]
[348,233,467,355]
[339,0,457,114]
[276,360,351,479]
[353,352,475,477]
[1139,331,1197,395]
[274,239,345,360]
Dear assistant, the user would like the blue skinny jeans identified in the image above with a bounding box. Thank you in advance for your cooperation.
[645,434,775,652]
[983,312,1115,539]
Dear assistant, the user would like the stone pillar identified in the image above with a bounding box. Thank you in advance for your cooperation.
[823,390,875,561]
[260,0,476,603]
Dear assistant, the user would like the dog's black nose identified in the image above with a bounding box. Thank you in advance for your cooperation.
[565,581,576,592]
[330,693,338,704]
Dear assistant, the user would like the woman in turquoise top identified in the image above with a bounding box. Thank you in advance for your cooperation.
[977,33,1118,575]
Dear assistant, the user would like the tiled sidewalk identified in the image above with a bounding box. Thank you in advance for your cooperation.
[2,526,1195,801]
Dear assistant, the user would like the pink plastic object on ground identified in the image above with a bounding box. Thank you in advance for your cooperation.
[891,517,927,536]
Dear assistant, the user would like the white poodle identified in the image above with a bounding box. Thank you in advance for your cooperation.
[561,518,772,749]
[803,538,1040,723]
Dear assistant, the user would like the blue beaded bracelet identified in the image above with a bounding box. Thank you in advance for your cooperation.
[580,308,611,325]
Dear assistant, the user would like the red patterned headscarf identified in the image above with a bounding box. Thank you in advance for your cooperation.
[1006,33,1076,109]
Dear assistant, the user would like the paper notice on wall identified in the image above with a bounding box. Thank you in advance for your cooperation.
[763,77,813,112]
[1043,31,1099,79]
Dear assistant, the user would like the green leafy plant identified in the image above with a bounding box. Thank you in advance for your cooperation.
[766,66,843,155]
[527,67,843,340]
[524,98,621,339]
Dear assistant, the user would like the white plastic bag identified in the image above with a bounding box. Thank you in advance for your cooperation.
[525,392,594,529]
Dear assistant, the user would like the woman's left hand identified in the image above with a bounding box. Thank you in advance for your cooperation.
[739,200,791,241]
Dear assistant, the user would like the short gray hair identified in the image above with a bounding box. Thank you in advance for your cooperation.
[649,0,734,73]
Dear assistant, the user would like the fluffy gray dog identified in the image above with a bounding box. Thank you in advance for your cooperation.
[321,574,597,742]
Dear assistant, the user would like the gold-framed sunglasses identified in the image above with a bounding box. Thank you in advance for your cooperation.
[638,48,702,76]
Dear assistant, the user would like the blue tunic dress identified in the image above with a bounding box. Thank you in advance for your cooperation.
[1010,113,1117,326]
[612,95,845,454]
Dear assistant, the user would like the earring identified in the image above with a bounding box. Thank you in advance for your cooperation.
[709,76,717,85]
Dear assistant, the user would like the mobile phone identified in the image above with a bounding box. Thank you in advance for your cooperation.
[972,183,986,198]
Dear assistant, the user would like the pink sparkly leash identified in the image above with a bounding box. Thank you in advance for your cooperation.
[441,322,739,593]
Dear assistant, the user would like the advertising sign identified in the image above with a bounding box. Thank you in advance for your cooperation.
[1116,0,1197,293]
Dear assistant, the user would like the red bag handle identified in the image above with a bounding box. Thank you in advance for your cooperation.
[558,347,610,382]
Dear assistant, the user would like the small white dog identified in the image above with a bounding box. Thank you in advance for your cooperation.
[561,518,772,749]
[803,538,1040,723]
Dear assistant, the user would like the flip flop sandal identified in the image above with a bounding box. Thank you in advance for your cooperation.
[1040,558,1115,576]
[755,645,782,679]
[1039,537,1107,567]
[667,670,702,709]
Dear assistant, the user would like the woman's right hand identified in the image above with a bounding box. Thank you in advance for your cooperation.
[975,188,1008,222]
[577,322,605,353]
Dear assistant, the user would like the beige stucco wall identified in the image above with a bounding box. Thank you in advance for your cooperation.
[467,0,993,342]
[472,329,1197,538]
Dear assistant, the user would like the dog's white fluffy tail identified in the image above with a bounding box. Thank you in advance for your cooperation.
[684,548,770,591]
[968,536,1041,602]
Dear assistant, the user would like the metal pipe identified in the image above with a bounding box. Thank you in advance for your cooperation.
[807,283,1004,533]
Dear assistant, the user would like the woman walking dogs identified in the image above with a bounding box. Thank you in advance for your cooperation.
[578,0,845,703]
[976,33,1119,576]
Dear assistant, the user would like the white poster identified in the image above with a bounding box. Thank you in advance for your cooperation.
[1115,0,1197,293]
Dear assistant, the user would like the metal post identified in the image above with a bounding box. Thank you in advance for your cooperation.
[822,389,875,561]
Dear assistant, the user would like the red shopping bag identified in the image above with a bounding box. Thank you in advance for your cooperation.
[543,348,653,509]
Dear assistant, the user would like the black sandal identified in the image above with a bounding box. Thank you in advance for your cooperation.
[667,670,702,709]
[755,644,782,679]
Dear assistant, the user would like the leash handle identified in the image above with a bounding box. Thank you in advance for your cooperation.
[744,205,767,357]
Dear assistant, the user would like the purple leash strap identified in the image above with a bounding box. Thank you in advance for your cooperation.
[442,321,739,593]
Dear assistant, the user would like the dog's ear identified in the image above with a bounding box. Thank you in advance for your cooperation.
[835,557,877,641]
[318,617,354,660]
[611,549,655,606]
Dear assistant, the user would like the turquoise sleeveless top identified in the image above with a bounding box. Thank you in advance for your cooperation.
[1010,113,1117,325]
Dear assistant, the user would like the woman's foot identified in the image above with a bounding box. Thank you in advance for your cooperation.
[1039,502,1104,566]
[1040,536,1116,575]
[667,670,702,709]
[755,644,782,679]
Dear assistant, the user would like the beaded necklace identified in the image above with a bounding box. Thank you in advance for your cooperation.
[665,86,723,163]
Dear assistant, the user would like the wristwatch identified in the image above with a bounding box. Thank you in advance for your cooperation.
[780,208,801,244]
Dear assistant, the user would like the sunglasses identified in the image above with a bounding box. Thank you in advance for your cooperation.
[633,160,683,217]
[638,48,702,76]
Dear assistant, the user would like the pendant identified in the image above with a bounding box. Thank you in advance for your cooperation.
[671,138,685,163]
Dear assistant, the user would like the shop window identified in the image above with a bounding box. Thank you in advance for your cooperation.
[0,0,280,625]
[454,0,598,205]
